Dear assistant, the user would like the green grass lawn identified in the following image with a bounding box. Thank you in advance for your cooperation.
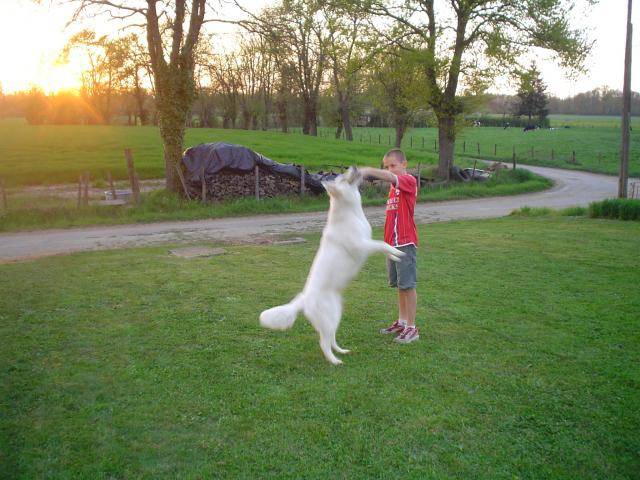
[1,217,639,478]
[0,169,551,232]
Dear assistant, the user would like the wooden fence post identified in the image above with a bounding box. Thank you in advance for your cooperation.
[201,165,206,201]
[124,149,141,204]
[410,136,413,148]
[77,173,83,208]
[551,149,555,160]
[83,171,89,206]
[463,141,466,153]
[572,151,576,164]
[530,147,534,159]
[434,139,437,152]
[107,171,117,200]
[494,144,497,156]
[0,177,7,213]
[512,150,517,170]
[300,164,306,196]
[472,159,477,179]
[477,142,480,155]
[255,165,260,200]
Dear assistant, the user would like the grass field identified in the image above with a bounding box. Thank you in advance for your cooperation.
[1,115,638,188]
[0,169,551,232]
[1,216,639,478]
[0,118,441,188]
[548,114,640,128]
[315,122,640,177]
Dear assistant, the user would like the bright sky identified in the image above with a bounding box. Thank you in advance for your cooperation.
[0,0,637,98]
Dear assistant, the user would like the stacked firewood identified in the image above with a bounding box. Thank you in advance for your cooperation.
[186,166,315,201]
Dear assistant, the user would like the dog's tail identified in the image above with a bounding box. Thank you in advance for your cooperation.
[259,294,304,330]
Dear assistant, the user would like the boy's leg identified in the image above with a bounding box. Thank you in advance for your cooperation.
[399,288,417,326]
[397,289,407,324]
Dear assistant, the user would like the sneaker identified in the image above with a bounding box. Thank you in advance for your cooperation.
[379,320,406,335]
[394,326,419,344]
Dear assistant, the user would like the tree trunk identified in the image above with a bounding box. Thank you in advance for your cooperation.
[335,122,343,139]
[276,99,288,133]
[437,115,455,180]
[303,100,318,136]
[394,117,407,148]
[339,98,353,141]
[242,109,251,129]
[158,122,185,193]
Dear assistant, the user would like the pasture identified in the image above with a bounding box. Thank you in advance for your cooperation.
[0,118,441,188]
[1,216,639,478]
[315,120,640,177]
[1,115,638,189]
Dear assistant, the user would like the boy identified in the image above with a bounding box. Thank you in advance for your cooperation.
[359,149,419,344]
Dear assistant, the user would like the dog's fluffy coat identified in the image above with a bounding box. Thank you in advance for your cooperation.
[259,167,404,364]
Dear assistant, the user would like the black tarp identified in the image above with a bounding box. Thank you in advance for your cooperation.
[182,142,338,193]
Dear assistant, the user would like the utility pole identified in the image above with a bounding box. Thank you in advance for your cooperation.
[619,0,633,198]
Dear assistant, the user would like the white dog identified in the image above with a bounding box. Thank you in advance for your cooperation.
[259,167,404,365]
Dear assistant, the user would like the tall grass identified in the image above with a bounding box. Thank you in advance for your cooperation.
[589,198,640,220]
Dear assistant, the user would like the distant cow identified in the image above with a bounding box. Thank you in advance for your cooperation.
[523,125,536,132]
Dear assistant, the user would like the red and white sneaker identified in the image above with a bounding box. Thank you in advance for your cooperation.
[394,326,419,344]
[379,320,406,335]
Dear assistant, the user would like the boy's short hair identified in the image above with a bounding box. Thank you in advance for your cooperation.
[383,149,407,164]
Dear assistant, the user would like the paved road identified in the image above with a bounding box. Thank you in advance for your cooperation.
[0,165,629,263]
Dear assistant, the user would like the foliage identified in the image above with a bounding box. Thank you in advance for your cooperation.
[513,63,549,122]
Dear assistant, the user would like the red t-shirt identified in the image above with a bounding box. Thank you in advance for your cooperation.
[384,174,418,247]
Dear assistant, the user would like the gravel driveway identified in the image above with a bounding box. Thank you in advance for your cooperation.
[0,165,630,263]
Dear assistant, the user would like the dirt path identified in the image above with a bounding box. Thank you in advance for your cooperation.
[0,165,629,263]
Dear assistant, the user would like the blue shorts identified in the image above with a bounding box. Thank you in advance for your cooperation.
[387,244,417,290]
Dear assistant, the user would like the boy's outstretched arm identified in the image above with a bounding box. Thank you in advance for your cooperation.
[358,167,396,184]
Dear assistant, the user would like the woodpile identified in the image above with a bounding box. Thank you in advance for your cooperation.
[186,166,315,201]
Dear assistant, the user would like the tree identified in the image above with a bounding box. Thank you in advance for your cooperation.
[63,30,126,124]
[235,0,327,136]
[514,63,548,123]
[367,47,426,147]
[207,50,240,128]
[24,87,49,125]
[67,1,208,192]
[323,3,371,141]
[363,0,594,180]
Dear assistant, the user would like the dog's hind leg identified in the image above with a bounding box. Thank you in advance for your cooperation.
[331,335,350,355]
[319,329,343,365]
[307,295,344,365]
